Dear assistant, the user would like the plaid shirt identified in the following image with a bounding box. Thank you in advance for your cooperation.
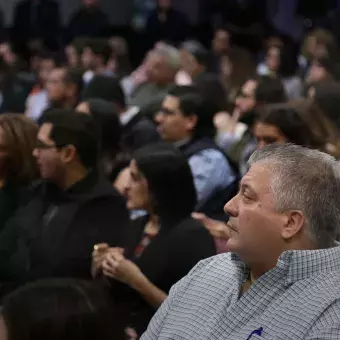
[141,246,340,340]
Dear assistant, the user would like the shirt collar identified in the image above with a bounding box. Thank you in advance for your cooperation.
[120,106,140,126]
[231,245,340,285]
[174,138,192,148]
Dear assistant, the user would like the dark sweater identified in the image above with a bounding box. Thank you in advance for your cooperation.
[110,215,216,334]
[0,172,129,297]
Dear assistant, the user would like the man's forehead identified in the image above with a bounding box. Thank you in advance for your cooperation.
[241,163,273,190]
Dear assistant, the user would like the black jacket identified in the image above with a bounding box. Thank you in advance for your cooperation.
[122,112,160,153]
[110,215,216,334]
[0,172,129,295]
[66,7,110,42]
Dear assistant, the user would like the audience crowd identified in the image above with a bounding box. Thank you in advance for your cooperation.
[1,0,340,339]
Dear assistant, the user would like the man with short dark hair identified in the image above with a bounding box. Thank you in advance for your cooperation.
[46,67,83,110]
[142,144,340,340]
[0,109,129,295]
[81,39,113,84]
[155,85,237,220]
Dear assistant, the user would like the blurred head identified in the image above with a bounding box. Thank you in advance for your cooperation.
[0,42,17,68]
[235,79,257,114]
[254,104,315,149]
[157,0,172,11]
[224,144,340,270]
[46,68,83,107]
[266,46,280,73]
[180,40,208,78]
[0,115,38,184]
[302,29,338,61]
[37,51,60,86]
[266,40,299,78]
[307,57,339,85]
[289,98,340,157]
[34,110,98,187]
[82,75,126,110]
[127,143,196,222]
[155,85,215,142]
[65,45,79,68]
[220,48,256,100]
[145,45,181,86]
[76,99,121,157]
[212,26,230,56]
[81,39,112,71]
[82,0,99,8]
[1,279,120,340]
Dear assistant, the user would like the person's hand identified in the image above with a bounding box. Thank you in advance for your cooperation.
[91,244,124,278]
[192,213,230,240]
[102,251,144,288]
[213,112,231,133]
[92,243,109,278]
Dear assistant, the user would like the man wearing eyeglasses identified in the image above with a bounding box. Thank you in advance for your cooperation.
[0,109,129,298]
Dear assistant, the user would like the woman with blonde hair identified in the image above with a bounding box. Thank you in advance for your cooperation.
[0,114,38,228]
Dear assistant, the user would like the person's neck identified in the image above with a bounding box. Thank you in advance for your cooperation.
[0,179,5,189]
[62,166,89,191]
[64,97,78,109]
[95,65,106,75]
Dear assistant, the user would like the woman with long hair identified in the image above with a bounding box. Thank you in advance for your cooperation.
[92,143,216,336]
[0,114,38,229]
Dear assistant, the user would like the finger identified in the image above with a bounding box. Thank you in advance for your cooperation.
[106,256,120,269]
[93,243,109,252]
[109,252,124,262]
[191,212,206,220]
[103,269,116,279]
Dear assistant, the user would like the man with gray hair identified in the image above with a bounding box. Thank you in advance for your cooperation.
[142,144,340,340]
[129,43,181,111]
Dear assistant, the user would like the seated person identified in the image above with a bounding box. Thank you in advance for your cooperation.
[93,143,216,335]
[142,144,340,340]
[0,109,129,297]
[0,115,39,230]
[155,85,238,220]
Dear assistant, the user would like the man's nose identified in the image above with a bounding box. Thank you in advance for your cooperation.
[224,194,239,218]
[155,111,165,124]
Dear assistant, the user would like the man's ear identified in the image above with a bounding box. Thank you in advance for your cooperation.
[186,114,198,132]
[281,210,305,240]
[60,145,77,164]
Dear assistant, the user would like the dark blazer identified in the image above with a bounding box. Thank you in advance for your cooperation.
[0,183,31,232]
[66,7,110,42]
[122,112,160,153]
[0,172,129,296]
[111,215,216,334]
[13,0,61,47]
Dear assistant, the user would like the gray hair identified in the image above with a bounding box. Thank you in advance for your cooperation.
[249,144,340,248]
[154,44,181,71]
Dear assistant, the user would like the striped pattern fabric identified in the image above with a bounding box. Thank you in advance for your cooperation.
[142,246,340,340]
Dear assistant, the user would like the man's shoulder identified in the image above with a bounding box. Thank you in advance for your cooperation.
[178,253,237,291]
[88,176,125,202]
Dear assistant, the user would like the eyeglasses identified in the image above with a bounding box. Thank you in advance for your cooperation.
[35,139,67,150]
